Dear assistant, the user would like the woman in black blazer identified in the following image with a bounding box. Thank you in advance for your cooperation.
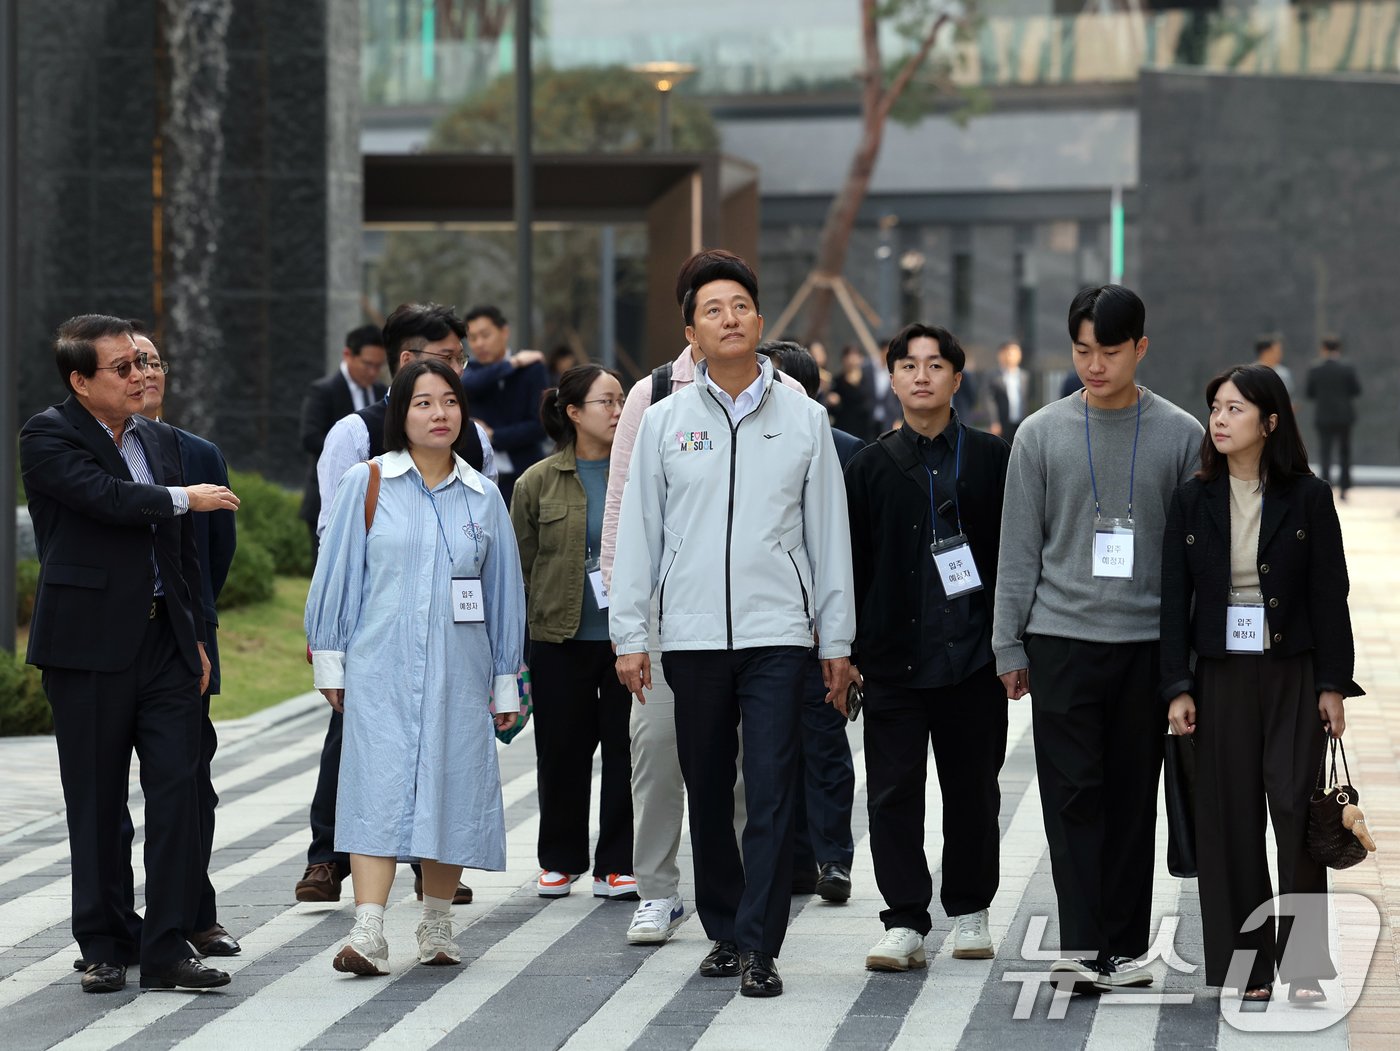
[1160,363,1364,1006]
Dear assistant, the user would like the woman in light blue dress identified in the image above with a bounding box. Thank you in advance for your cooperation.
[306,358,526,976]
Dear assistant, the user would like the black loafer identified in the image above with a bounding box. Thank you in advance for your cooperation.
[81,962,127,993]
[816,862,852,903]
[699,939,740,978]
[739,950,783,997]
[190,924,242,957]
[414,873,474,905]
[139,957,231,990]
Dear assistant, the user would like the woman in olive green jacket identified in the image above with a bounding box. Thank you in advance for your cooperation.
[510,365,637,900]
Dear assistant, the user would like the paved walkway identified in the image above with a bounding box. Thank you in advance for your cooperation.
[1,489,1397,1049]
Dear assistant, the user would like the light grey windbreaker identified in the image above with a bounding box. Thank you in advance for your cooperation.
[610,356,855,659]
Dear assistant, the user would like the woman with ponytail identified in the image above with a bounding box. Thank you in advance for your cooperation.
[510,365,638,900]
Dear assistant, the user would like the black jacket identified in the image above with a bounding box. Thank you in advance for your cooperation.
[1305,358,1362,428]
[1159,471,1363,701]
[21,399,204,675]
[299,371,387,524]
[845,423,1009,683]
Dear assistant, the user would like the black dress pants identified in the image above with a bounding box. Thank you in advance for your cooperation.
[1316,425,1353,492]
[864,661,1008,934]
[44,609,203,971]
[664,646,807,956]
[530,638,634,877]
[792,653,855,873]
[307,709,350,876]
[1025,635,1161,960]
[1195,652,1334,988]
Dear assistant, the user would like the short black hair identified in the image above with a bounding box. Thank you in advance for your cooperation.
[540,364,623,449]
[1322,335,1343,353]
[383,357,468,453]
[760,340,819,398]
[464,305,509,329]
[381,303,466,373]
[675,249,750,309]
[1197,363,1311,490]
[346,324,386,355]
[54,314,135,394]
[1254,333,1281,356]
[886,323,966,374]
[1067,284,1146,346]
[681,252,760,327]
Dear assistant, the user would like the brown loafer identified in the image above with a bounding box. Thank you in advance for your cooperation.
[190,924,241,957]
[295,862,343,903]
[413,872,473,905]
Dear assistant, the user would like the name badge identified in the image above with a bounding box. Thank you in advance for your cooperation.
[585,556,609,610]
[1092,517,1134,579]
[452,577,485,623]
[931,534,983,597]
[1226,601,1265,653]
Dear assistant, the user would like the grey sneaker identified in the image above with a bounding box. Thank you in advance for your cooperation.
[416,914,461,965]
[1093,955,1153,990]
[333,920,389,976]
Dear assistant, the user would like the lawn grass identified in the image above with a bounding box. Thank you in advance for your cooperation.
[211,575,315,721]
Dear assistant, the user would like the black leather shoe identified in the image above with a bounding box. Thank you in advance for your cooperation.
[139,957,231,990]
[791,865,818,895]
[699,939,740,978]
[81,962,127,993]
[739,951,783,997]
[414,872,474,905]
[816,862,852,903]
[74,957,87,971]
[190,924,242,957]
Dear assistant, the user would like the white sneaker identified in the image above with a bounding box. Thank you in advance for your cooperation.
[594,873,640,900]
[626,896,685,945]
[416,914,461,965]
[865,927,928,972]
[951,909,994,960]
[537,870,579,897]
[1093,955,1153,990]
[332,920,389,976]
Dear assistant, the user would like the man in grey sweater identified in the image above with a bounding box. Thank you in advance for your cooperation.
[992,285,1202,992]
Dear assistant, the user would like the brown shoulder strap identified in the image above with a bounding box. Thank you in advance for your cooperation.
[364,459,381,533]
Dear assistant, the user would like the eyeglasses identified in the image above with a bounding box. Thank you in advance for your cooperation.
[143,360,171,375]
[93,353,148,379]
[583,398,624,411]
[418,348,466,369]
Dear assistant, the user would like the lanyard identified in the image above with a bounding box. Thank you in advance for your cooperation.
[922,425,964,541]
[419,475,481,564]
[1084,388,1142,521]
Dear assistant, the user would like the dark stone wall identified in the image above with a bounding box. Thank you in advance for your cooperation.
[16,0,361,484]
[1137,69,1400,467]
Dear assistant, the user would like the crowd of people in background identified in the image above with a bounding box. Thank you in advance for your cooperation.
[19,248,1365,1004]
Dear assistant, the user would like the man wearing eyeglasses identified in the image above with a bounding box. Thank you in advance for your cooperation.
[462,304,548,505]
[297,302,496,907]
[20,315,241,994]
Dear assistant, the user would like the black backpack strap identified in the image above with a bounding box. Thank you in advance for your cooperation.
[650,362,674,406]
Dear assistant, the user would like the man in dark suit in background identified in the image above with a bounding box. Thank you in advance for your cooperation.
[462,304,547,505]
[136,330,241,960]
[1306,335,1363,500]
[298,325,387,565]
[988,341,1032,445]
[20,315,241,994]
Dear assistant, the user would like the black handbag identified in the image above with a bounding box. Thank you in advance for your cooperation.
[1163,731,1197,878]
[1307,735,1369,870]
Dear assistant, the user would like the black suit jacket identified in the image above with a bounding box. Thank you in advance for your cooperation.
[300,371,386,523]
[1305,358,1362,428]
[1159,472,1363,702]
[20,399,204,676]
[989,369,1032,429]
[174,427,236,694]
[844,423,1009,682]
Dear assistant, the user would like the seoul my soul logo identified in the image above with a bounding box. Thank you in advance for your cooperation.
[676,430,715,452]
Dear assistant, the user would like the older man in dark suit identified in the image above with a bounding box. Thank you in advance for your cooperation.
[20,315,241,994]
[298,325,387,564]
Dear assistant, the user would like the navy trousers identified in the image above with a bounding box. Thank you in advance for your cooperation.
[665,646,807,957]
[792,655,855,874]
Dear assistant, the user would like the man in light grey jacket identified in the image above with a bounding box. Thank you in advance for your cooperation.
[611,253,856,998]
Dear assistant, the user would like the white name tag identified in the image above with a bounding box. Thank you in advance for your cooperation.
[587,567,610,609]
[452,577,485,623]
[1226,603,1265,653]
[931,536,983,597]
[1092,518,1134,579]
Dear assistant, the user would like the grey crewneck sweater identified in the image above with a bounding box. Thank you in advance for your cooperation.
[992,388,1203,674]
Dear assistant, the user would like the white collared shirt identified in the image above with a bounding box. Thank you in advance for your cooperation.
[704,366,766,424]
[339,362,373,411]
[377,448,485,494]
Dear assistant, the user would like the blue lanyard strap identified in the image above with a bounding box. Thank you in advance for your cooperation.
[922,424,964,541]
[1083,388,1142,520]
[420,475,481,564]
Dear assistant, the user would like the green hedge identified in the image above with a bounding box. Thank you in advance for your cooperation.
[220,539,276,609]
[227,469,312,578]
[0,648,50,736]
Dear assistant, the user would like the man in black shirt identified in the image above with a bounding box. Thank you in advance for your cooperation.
[845,323,1010,972]
[1306,336,1363,500]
